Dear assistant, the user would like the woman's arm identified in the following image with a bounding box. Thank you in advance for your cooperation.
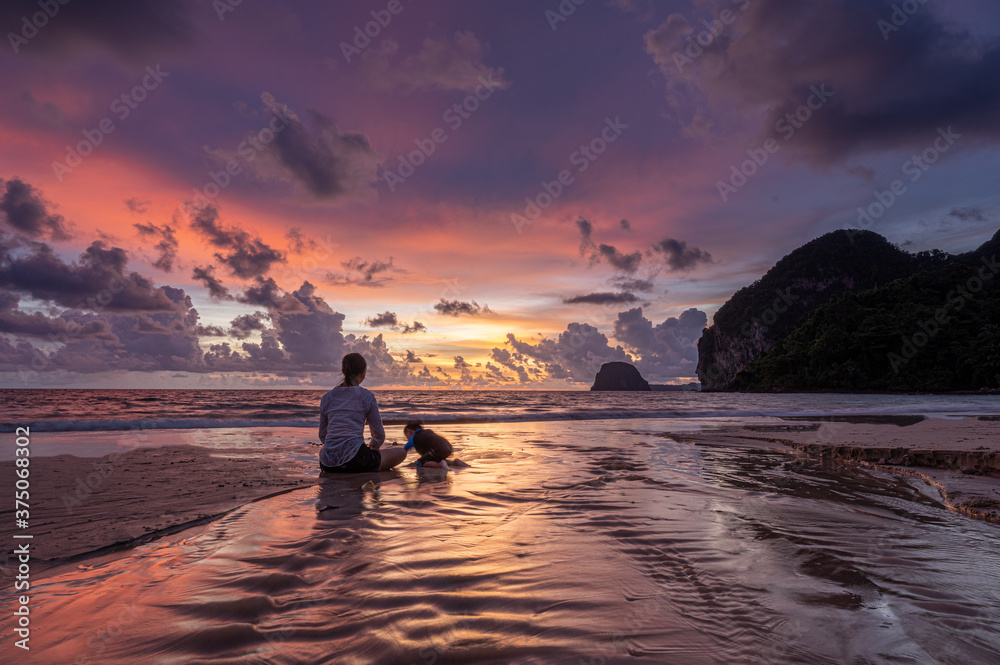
[318,402,328,443]
[365,393,386,450]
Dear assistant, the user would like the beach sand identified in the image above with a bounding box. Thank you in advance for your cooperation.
[0,444,314,574]
[2,418,999,663]
[3,417,999,577]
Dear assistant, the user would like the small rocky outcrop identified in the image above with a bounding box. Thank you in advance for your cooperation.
[590,362,651,391]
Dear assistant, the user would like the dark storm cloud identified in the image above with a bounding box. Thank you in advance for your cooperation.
[0,239,189,312]
[411,364,442,385]
[434,299,492,317]
[0,178,70,240]
[124,197,150,215]
[134,222,178,272]
[613,307,707,380]
[189,206,233,247]
[204,281,409,379]
[490,347,516,366]
[285,228,319,254]
[221,240,285,281]
[0,289,112,339]
[365,311,399,328]
[0,256,417,381]
[75,310,208,372]
[498,306,708,385]
[2,0,197,62]
[576,218,594,254]
[0,230,225,375]
[610,275,656,292]
[404,350,422,363]
[191,265,231,301]
[240,282,396,378]
[650,237,713,271]
[488,346,531,383]
[229,311,267,339]
[0,335,36,369]
[401,321,426,334]
[576,218,643,273]
[194,324,226,337]
[949,207,986,222]
[326,256,398,287]
[236,277,305,313]
[597,244,642,273]
[620,219,631,231]
[505,323,631,383]
[346,257,394,282]
[2,306,209,375]
[244,94,381,201]
[364,310,425,333]
[645,0,1000,162]
[563,292,639,305]
[188,205,284,279]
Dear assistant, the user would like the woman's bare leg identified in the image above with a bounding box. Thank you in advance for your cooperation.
[379,447,407,470]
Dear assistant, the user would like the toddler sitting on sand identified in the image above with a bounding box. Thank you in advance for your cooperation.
[403,421,464,469]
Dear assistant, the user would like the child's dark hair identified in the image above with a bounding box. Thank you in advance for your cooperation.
[405,421,423,431]
[338,353,367,387]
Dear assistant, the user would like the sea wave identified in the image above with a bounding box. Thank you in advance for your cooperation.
[3,403,998,433]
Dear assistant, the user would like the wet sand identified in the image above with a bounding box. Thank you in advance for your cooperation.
[3,417,999,581]
[3,419,999,664]
[669,417,1000,522]
[0,444,314,574]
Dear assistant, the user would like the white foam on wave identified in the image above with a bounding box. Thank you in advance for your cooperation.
[4,402,999,433]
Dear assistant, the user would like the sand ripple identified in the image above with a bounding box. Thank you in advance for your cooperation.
[5,421,1000,664]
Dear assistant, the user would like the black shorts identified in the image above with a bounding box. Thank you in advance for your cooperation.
[320,443,381,473]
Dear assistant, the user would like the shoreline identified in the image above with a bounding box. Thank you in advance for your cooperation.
[4,416,998,585]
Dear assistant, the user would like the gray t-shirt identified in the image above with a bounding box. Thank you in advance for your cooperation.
[318,386,385,468]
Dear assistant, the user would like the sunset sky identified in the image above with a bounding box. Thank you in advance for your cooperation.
[2,0,999,388]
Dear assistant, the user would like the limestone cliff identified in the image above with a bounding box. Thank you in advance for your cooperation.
[696,230,924,390]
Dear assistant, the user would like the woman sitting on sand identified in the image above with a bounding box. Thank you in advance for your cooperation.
[318,353,407,473]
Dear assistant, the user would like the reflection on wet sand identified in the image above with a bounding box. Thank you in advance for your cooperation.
[4,420,1000,664]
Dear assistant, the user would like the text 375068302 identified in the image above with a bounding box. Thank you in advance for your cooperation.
[13,427,32,651]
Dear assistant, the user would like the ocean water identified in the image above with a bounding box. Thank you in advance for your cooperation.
[2,389,999,432]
